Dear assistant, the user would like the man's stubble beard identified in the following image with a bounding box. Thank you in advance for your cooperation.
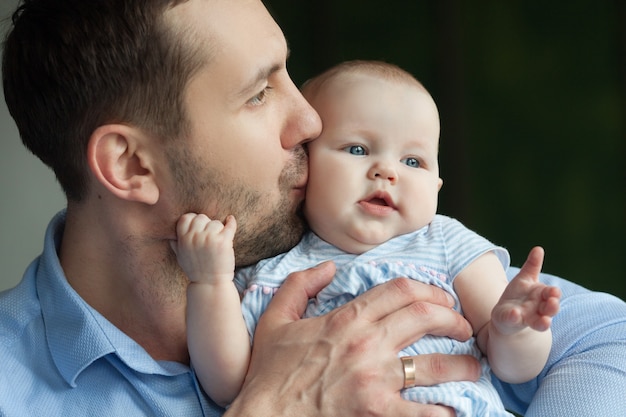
[233,190,306,267]
[168,144,308,268]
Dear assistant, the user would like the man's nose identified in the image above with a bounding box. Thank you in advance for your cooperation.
[281,82,322,149]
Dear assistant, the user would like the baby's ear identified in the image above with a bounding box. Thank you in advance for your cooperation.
[87,124,159,205]
[438,178,444,191]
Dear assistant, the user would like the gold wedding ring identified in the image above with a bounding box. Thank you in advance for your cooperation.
[400,356,416,388]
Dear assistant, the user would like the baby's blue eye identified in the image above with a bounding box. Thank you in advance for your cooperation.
[401,157,420,168]
[344,145,367,156]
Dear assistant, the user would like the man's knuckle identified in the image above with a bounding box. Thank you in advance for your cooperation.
[390,277,413,295]
[408,301,433,318]
[429,354,450,378]
[328,302,362,329]
[352,393,388,417]
[285,269,308,285]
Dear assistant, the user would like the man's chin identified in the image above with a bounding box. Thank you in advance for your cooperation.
[234,212,306,268]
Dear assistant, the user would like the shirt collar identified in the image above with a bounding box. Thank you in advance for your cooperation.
[37,210,189,387]
[37,211,115,387]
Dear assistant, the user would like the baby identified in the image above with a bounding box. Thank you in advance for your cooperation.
[172,60,561,415]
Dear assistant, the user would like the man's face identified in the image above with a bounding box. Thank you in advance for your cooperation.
[165,0,321,266]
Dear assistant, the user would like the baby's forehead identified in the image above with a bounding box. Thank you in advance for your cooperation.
[317,72,429,105]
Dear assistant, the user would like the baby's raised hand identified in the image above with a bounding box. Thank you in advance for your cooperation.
[491,247,561,335]
[170,213,237,284]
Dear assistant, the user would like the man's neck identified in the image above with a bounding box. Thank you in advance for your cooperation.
[59,204,190,363]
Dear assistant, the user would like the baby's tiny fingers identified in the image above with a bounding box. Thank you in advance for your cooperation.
[539,295,561,317]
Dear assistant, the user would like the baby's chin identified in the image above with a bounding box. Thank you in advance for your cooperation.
[325,230,397,255]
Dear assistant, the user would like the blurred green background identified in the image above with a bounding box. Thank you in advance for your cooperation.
[264,0,625,299]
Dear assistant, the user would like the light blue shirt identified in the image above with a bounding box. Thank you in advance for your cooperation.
[0,211,223,416]
[497,267,626,416]
[1,210,625,416]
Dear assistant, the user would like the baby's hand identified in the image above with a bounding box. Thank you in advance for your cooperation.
[170,213,237,284]
[491,247,561,335]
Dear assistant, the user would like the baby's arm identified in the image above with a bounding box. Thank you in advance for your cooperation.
[171,213,250,407]
[454,247,561,384]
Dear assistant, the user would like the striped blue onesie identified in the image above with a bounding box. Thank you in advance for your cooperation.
[235,214,512,416]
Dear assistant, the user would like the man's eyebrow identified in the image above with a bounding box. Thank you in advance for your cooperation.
[233,48,291,101]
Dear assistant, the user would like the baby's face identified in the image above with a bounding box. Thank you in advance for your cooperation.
[304,73,443,254]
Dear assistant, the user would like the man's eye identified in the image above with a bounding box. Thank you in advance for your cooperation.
[401,157,420,168]
[249,87,272,106]
[343,145,367,156]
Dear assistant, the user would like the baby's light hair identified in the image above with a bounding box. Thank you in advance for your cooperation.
[301,60,426,100]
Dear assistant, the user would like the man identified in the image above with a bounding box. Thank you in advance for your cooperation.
[1,0,624,416]
[0,1,478,416]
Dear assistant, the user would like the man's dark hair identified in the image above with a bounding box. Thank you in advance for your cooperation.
[3,0,205,201]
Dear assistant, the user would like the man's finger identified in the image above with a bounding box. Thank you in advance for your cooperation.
[260,261,336,325]
[408,353,481,387]
[346,278,456,323]
[380,301,473,350]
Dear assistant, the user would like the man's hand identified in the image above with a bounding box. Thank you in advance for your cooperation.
[226,261,480,417]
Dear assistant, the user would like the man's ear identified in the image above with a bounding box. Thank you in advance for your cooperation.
[87,124,160,205]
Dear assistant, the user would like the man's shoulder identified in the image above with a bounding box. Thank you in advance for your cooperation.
[0,268,43,349]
